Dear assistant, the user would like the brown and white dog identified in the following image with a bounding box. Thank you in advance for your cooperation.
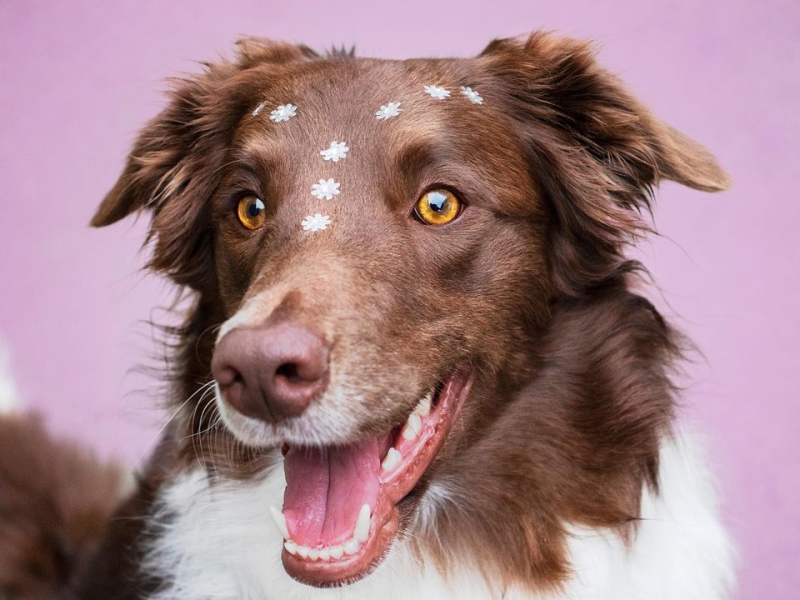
[1,33,735,600]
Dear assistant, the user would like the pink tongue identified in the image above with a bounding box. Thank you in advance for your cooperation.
[283,436,386,546]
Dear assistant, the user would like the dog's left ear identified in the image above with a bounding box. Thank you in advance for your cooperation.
[480,32,730,194]
[479,33,729,294]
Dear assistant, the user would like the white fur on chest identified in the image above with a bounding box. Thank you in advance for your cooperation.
[143,431,735,600]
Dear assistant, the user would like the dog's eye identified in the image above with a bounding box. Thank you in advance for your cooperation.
[236,195,266,230]
[414,189,462,226]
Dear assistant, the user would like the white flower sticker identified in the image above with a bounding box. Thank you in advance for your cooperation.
[252,101,267,116]
[270,104,298,122]
[320,141,350,162]
[460,86,483,105]
[424,85,450,100]
[311,178,341,200]
[302,214,331,232]
[375,102,402,120]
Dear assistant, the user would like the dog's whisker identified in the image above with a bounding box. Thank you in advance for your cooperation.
[133,380,216,470]
[183,384,217,440]
[187,385,218,469]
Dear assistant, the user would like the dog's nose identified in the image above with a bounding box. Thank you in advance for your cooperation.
[211,322,329,422]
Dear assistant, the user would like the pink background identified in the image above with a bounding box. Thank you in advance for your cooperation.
[1,1,797,597]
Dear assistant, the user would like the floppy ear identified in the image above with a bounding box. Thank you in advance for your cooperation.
[480,33,730,295]
[92,39,317,289]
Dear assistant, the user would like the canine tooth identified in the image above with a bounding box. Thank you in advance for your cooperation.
[330,545,344,560]
[414,394,431,416]
[269,506,290,540]
[402,413,422,440]
[381,448,402,472]
[284,540,298,555]
[409,412,422,432]
[343,538,359,555]
[296,545,310,559]
[354,504,371,542]
[308,548,320,561]
[318,548,331,561]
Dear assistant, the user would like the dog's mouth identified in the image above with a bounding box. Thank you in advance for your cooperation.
[272,368,473,587]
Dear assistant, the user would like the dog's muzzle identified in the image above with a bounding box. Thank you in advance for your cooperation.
[211,320,330,422]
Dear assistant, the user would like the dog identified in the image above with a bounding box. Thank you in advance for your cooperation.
[0,32,735,600]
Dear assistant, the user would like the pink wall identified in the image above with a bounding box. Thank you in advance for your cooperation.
[1,1,797,597]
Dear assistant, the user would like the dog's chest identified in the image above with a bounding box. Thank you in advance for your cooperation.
[142,434,734,600]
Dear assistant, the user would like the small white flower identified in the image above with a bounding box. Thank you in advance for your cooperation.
[270,104,298,122]
[252,101,267,116]
[460,86,483,105]
[375,102,402,120]
[320,141,350,162]
[424,85,450,100]
[311,178,341,200]
[302,214,331,232]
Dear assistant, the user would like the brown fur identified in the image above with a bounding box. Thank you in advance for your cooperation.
[0,414,129,599]
[12,32,727,597]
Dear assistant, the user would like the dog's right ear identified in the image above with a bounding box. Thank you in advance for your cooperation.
[91,39,317,288]
[92,38,317,228]
[88,74,218,229]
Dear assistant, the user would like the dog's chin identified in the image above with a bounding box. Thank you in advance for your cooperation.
[220,368,473,588]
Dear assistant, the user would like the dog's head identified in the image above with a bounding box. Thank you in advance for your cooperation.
[93,33,727,589]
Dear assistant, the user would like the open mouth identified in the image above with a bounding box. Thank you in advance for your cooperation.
[270,369,473,587]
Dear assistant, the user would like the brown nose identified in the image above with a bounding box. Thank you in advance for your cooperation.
[211,321,329,422]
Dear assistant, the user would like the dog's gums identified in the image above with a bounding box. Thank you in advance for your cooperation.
[276,370,473,585]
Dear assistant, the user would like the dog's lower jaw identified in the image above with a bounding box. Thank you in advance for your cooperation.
[282,509,401,587]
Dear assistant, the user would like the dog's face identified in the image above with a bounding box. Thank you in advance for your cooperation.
[208,53,548,448]
[93,34,728,589]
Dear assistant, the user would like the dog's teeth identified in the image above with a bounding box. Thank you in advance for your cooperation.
[318,548,331,561]
[284,540,298,555]
[402,413,423,440]
[330,545,344,560]
[343,538,359,555]
[354,504,371,542]
[308,548,320,561]
[413,394,431,416]
[381,448,402,472]
[408,413,422,432]
[269,506,290,540]
[296,545,310,559]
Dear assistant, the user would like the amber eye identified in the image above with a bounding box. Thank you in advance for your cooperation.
[414,189,462,226]
[236,195,266,230]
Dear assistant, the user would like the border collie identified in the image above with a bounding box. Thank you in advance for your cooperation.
[0,32,735,600]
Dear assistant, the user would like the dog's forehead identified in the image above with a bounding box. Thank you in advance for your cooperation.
[226,57,533,225]
[237,58,494,166]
